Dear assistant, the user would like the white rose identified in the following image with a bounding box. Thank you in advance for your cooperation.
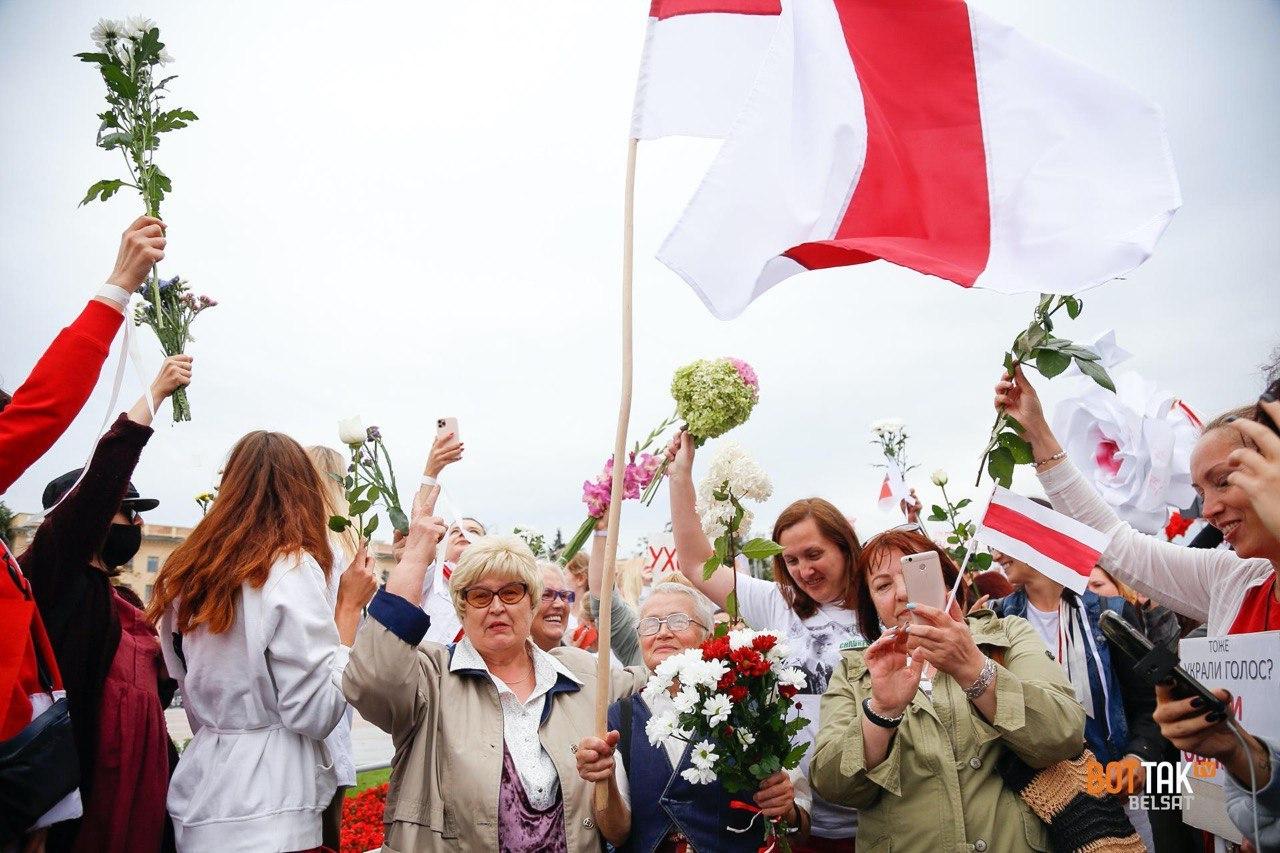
[931,469,949,487]
[338,416,366,446]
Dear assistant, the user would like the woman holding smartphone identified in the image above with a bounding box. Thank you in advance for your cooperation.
[810,529,1089,852]
[994,366,1279,636]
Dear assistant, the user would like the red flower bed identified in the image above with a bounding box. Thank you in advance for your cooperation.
[341,783,388,853]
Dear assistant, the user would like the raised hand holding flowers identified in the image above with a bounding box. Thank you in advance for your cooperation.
[559,413,676,563]
[330,418,408,540]
[641,357,761,506]
[697,442,782,626]
[78,20,213,421]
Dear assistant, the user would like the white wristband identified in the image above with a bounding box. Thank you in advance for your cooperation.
[420,474,438,487]
[97,283,132,309]
[593,529,608,539]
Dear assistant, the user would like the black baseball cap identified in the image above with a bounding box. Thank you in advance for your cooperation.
[42,468,159,513]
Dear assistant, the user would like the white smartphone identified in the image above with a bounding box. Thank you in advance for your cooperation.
[901,551,947,622]
[436,417,459,443]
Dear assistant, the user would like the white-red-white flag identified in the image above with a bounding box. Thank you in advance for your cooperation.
[631,0,782,140]
[658,0,1182,319]
[975,487,1113,593]
[876,460,909,514]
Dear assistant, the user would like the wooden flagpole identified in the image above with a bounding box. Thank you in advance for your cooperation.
[594,136,639,811]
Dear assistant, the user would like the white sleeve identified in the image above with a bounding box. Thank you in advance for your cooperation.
[262,556,351,740]
[734,574,792,632]
[1038,459,1238,625]
[614,752,631,808]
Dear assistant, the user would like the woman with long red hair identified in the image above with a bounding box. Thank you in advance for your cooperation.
[148,431,376,852]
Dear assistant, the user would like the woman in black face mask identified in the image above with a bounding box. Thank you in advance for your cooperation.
[17,354,191,853]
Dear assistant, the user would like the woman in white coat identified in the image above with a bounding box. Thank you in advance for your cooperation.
[147,431,376,852]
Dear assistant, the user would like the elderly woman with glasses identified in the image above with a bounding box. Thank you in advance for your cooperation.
[531,561,577,652]
[573,582,811,852]
[343,500,646,852]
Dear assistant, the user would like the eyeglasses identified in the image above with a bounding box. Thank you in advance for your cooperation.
[540,589,576,605]
[461,582,529,609]
[637,613,706,637]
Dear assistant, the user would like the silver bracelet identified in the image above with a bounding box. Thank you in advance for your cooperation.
[963,657,997,701]
[1033,450,1066,469]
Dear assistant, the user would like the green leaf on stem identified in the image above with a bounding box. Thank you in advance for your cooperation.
[1062,344,1101,361]
[725,590,738,620]
[79,178,126,206]
[784,743,809,769]
[100,64,137,99]
[363,515,379,537]
[1003,352,1016,374]
[987,446,1015,488]
[1076,357,1116,393]
[75,51,113,64]
[1034,348,1072,379]
[998,431,1035,465]
[928,507,947,522]
[740,538,783,561]
[388,506,409,535]
[702,554,722,582]
[328,516,349,533]
[365,486,380,502]
[349,499,373,516]
[713,622,729,638]
[1064,295,1083,319]
[955,498,971,509]
[973,552,994,571]
[713,536,728,561]
[98,131,132,151]
[1004,415,1025,434]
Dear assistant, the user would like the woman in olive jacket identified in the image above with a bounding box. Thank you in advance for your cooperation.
[810,530,1086,853]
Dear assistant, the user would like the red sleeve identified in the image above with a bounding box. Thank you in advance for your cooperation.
[0,300,123,493]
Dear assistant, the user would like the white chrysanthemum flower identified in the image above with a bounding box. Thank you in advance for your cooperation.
[765,640,792,664]
[681,765,717,785]
[672,687,700,715]
[882,418,905,432]
[156,48,175,65]
[690,740,719,770]
[90,18,124,48]
[702,694,732,726]
[737,729,756,749]
[727,628,756,651]
[645,712,677,747]
[778,667,807,690]
[125,15,156,38]
[641,677,669,706]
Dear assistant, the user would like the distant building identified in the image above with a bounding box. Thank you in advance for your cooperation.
[9,512,398,604]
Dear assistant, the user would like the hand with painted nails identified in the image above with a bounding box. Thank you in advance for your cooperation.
[1227,398,1280,540]
[1153,682,1272,790]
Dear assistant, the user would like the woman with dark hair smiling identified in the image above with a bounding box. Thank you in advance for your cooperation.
[664,431,864,850]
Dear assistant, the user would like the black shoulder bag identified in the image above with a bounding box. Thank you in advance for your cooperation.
[0,548,81,844]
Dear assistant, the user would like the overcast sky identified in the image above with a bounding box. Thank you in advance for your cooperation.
[2,0,1277,554]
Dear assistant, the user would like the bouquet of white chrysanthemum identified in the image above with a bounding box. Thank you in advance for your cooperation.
[643,629,809,851]
[641,357,761,505]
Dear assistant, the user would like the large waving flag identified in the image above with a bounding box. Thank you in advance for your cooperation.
[632,0,782,140]
[658,0,1182,319]
[975,487,1113,593]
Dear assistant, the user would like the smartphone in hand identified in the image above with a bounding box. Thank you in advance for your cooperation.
[901,551,947,623]
[436,417,460,443]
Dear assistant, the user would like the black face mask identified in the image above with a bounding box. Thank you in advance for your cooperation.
[100,523,142,568]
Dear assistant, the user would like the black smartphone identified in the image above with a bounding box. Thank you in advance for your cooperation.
[1099,611,1228,715]
[1256,378,1279,436]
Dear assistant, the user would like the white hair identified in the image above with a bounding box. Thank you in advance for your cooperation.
[641,582,716,634]
[536,560,567,586]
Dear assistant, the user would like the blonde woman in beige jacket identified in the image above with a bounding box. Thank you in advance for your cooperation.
[344,496,646,852]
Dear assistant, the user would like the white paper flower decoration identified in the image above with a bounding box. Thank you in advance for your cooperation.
[1053,370,1200,534]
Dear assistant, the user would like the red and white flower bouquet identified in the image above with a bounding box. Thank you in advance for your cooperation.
[642,628,810,852]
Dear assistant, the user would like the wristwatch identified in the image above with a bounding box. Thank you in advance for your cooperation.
[862,697,905,728]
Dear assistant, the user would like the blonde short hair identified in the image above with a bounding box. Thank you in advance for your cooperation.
[537,560,567,586]
[449,534,543,619]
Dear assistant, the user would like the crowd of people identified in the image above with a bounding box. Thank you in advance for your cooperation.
[1,216,1278,852]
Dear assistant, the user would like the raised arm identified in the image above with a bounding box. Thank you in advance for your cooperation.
[665,431,735,607]
[126,354,192,427]
[585,520,642,666]
[0,217,163,492]
[995,366,1258,624]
